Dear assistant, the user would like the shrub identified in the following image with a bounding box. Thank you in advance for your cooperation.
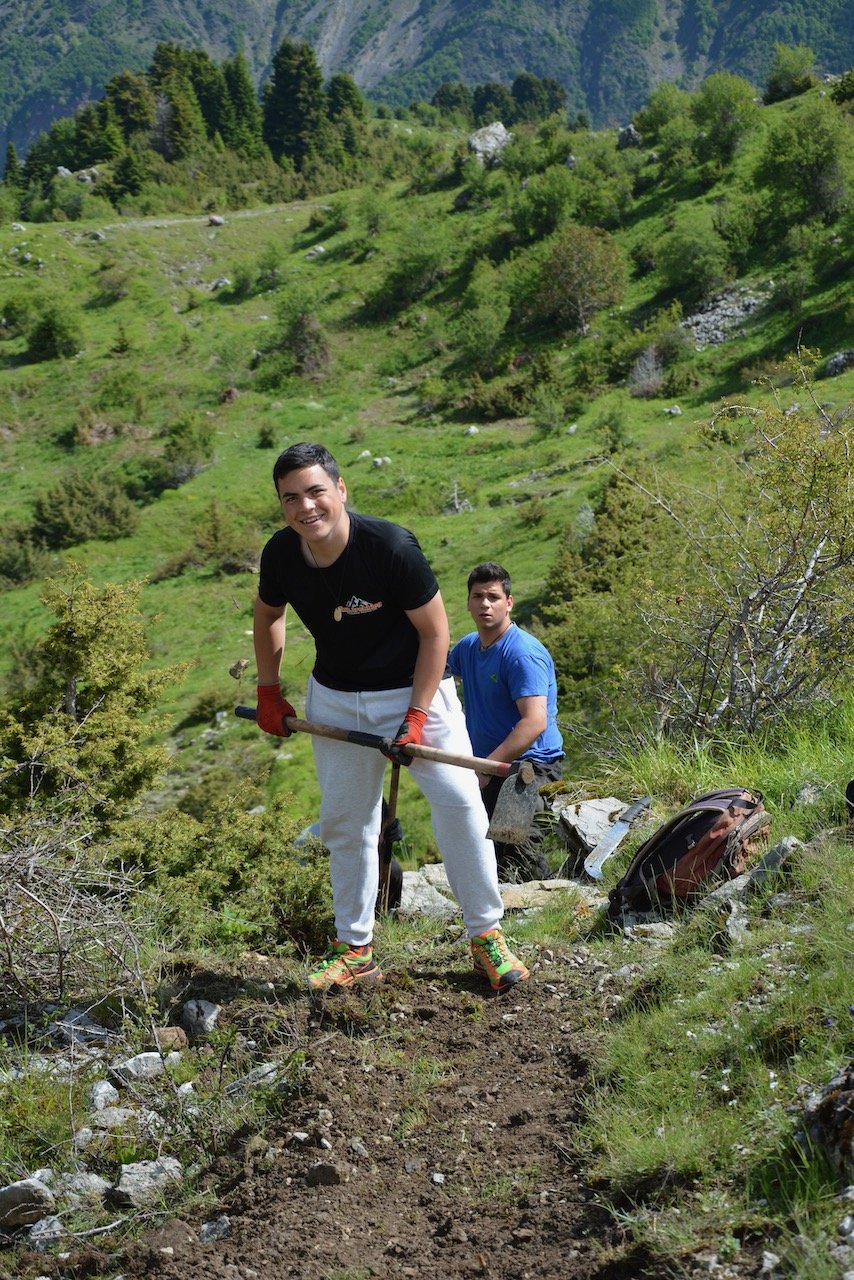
[454,259,510,372]
[367,224,448,315]
[32,470,138,548]
[627,345,665,398]
[773,265,814,314]
[26,304,83,360]
[754,96,854,223]
[162,413,215,483]
[110,796,334,955]
[1,291,40,336]
[690,72,759,165]
[0,523,55,588]
[530,386,568,436]
[533,223,626,334]
[712,194,767,265]
[94,264,133,303]
[633,82,691,143]
[657,223,731,298]
[191,499,259,575]
[509,166,576,240]
[255,243,285,292]
[258,287,330,381]
[593,405,634,454]
[830,68,854,105]
[763,43,817,104]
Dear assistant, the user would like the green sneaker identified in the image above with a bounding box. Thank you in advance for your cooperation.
[307,940,383,994]
[470,929,530,993]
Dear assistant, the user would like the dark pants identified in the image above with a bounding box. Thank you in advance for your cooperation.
[481,759,563,882]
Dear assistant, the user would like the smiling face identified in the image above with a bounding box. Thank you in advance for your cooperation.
[276,464,349,559]
[467,579,513,644]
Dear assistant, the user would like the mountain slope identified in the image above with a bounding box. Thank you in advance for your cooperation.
[2,0,854,165]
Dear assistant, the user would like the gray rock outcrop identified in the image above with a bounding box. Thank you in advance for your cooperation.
[468,122,512,166]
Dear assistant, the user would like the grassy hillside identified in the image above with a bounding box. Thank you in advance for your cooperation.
[1,85,852,849]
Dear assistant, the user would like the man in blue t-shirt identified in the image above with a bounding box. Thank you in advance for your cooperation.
[448,563,564,881]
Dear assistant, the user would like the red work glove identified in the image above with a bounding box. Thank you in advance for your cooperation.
[382,706,428,767]
[256,684,295,737]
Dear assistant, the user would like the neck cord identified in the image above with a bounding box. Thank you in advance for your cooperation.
[305,527,353,623]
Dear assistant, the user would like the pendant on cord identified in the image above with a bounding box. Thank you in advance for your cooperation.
[333,606,343,622]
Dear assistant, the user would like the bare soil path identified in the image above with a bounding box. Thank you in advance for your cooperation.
[112,954,698,1280]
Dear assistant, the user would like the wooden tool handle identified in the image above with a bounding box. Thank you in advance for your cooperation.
[235,706,529,780]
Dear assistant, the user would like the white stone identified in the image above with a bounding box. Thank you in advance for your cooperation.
[111,1051,179,1081]
[181,998,220,1037]
[29,1215,65,1249]
[556,797,628,854]
[399,871,457,919]
[90,1107,140,1131]
[90,1080,120,1110]
[55,1171,111,1207]
[467,122,512,165]
[114,1157,183,1208]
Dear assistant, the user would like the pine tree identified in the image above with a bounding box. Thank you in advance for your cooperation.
[0,570,180,821]
[186,50,236,143]
[151,72,206,161]
[223,50,264,157]
[263,38,327,169]
[4,141,21,187]
[104,70,157,139]
[110,147,149,199]
[472,81,516,126]
[327,72,366,122]
[431,82,473,123]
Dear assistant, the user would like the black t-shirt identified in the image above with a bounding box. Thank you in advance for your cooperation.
[257,512,439,692]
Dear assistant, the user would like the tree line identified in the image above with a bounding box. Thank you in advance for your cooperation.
[1,36,574,221]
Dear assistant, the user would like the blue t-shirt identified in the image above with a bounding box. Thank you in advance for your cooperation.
[448,624,564,764]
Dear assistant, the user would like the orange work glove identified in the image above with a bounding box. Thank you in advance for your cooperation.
[382,706,428,767]
[256,684,295,737]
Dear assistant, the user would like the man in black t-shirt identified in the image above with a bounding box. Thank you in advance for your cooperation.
[253,442,530,995]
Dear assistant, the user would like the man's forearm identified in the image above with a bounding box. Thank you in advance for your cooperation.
[254,598,286,684]
[487,724,540,764]
[410,633,448,712]
[487,700,548,764]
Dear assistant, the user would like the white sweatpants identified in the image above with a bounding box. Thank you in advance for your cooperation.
[305,675,505,946]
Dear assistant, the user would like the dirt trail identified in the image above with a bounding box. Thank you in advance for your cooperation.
[116,956,669,1280]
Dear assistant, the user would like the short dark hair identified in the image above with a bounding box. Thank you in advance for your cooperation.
[272,442,340,489]
[467,562,511,596]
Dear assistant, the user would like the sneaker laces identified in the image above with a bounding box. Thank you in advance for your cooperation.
[477,933,506,964]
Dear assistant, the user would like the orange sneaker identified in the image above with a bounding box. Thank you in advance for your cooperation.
[470,929,529,993]
[307,940,384,994]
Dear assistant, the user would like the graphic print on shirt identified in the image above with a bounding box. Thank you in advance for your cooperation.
[341,596,383,615]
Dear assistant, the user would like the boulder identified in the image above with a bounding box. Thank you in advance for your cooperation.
[0,1177,55,1228]
[467,122,512,166]
[555,797,628,859]
[617,123,643,149]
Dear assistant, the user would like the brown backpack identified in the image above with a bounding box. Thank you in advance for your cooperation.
[607,787,771,916]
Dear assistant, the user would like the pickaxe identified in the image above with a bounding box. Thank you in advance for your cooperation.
[234,706,539,843]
